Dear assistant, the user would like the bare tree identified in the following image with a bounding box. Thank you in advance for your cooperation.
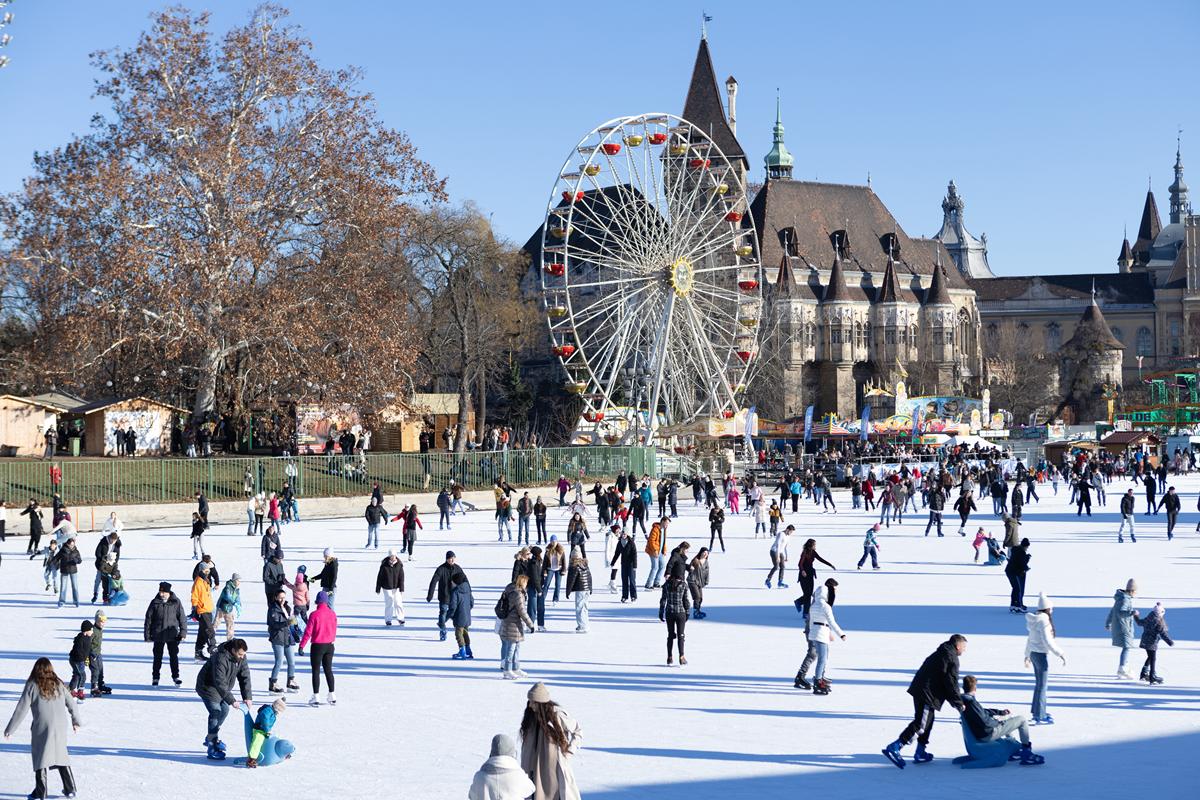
[983,324,1058,423]
[0,5,443,425]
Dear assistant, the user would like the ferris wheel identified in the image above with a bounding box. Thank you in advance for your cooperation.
[539,113,763,440]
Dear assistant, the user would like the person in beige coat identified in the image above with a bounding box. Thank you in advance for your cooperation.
[498,575,535,680]
[4,657,82,800]
[520,682,581,800]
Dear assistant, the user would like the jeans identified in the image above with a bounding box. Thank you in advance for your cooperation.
[451,497,466,515]
[201,692,232,745]
[290,499,300,521]
[383,588,405,623]
[518,515,531,544]
[645,554,665,588]
[574,591,590,630]
[527,589,544,627]
[439,508,450,529]
[1030,651,1049,719]
[1118,646,1132,672]
[620,566,637,601]
[69,660,87,691]
[271,642,295,683]
[500,639,521,672]
[767,550,787,585]
[91,570,106,602]
[543,570,561,603]
[857,545,878,569]
[58,573,79,606]
[1117,515,1135,539]
[983,714,1031,746]
[813,640,829,680]
[366,523,380,548]
[89,652,104,690]
[1007,571,1026,608]
[497,518,512,540]
[44,565,59,591]
[437,602,450,632]
[535,516,547,543]
[192,535,205,559]
[246,508,255,535]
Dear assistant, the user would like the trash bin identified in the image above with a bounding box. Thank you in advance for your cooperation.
[69,437,81,457]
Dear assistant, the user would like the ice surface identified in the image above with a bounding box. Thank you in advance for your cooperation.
[0,478,1195,798]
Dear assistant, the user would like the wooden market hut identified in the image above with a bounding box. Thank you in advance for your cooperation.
[0,395,70,457]
[74,397,188,457]
[1098,430,1163,466]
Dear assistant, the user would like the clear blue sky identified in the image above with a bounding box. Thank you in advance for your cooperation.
[2,0,1197,274]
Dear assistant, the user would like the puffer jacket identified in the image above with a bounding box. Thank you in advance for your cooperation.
[446,580,474,628]
[195,640,253,704]
[565,560,592,597]
[144,592,187,642]
[1024,612,1066,660]
[1105,590,1138,648]
[686,559,709,590]
[1137,608,1174,650]
[498,583,533,642]
[807,585,845,644]
[267,602,293,647]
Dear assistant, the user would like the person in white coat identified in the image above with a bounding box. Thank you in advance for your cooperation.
[469,733,536,800]
[1024,592,1067,724]
[808,579,846,695]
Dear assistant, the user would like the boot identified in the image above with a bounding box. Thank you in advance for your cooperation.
[1140,665,1150,682]
[59,766,77,798]
[812,678,831,695]
[1017,744,1045,765]
[452,646,467,660]
[245,757,258,768]
[99,684,113,695]
[1149,674,1164,684]
[608,580,617,593]
[912,744,934,763]
[326,691,337,705]
[881,740,905,769]
[794,671,811,690]
[465,646,475,660]
[286,680,300,693]
[269,681,283,694]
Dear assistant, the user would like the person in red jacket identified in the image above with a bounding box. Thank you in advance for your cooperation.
[298,591,338,707]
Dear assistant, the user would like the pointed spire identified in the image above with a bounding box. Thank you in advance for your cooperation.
[823,247,850,303]
[682,35,747,169]
[875,253,902,304]
[923,251,953,306]
[1068,291,1124,351]
[763,92,794,181]
[774,251,796,298]
[1133,187,1162,261]
[1170,131,1189,223]
[1118,236,1133,267]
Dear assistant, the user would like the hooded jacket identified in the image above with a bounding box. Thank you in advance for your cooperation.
[195,641,252,704]
[446,580,474,628]
[1137,608,1174,650]
[1105,590,1138,648]
[144,592,187,642]
[468,753,536,800]
[376,556,405,592]
[907,639,964,711]
[807,584,845,644]
[1024,612,1066,660]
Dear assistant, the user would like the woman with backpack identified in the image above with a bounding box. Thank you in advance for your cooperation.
[498,574,535,680]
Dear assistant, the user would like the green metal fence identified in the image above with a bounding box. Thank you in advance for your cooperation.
[0,447,658,506]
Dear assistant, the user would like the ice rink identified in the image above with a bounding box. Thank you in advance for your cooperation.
[1,476,1196,799]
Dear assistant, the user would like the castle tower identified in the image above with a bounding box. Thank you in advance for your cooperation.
[725,75,738,136]
[1170,140,1189,224]
[770,250,818,419]
[1117,235,1134,272]
[932,180,994,278]
[1131,186,1162,265]
[921,254,957,392]
[819,244,867,418]
[1058,295,1125,423]
[763,97,794,182]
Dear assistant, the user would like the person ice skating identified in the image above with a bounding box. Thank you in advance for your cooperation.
[857,524,881,570]
[497,496,515,542]
[499,574,535,679]
[644,517,668,589]
[1006,538,1031,613]
[960,675,1044,765]
[298,591,337,705]
[567,512,590,558]
[707,505,726,552]
[1136,602,1174,684]
[263,554,291,611]
[22,498,45,555]
[311,549,339,608]
[376,549,406,626]
[144,582,186,687]
[1142,472,1158,515]
[91,531,120,604]
[216,574,243,641]
[807,579,846,695]
[659,563,691,666]
[611,528,638,603]
[543,536,566,604]
[565,547,592,633]
[428,551,465,642]
[195,638,252,760]
[55,538,82,608]
[520,682,582,800]
[193,553,221,590]
[1105,578,1141,679]
[1075,475,1092,516]
[1161,486,1180,539]
[3,658,82,800]
[436,487,452,530]
[245,697,287,768]
[882,634,968,769]
[267,590,299,695]
[67,621,92,700]
[89,611,110,698]
[469,733,536,800]
[534,497,548,544]
[766,524,792,588]
[191,563,217,662]
[364,496,387,549]
[35,540,60,594]
[401,504,422,560]
[796,539,835,617]
[1024,593,1067,724]
[925,486,945,536]
[971,527,988,562]
[447,572,474,659]
[292,566,310,626]
[687,547,709,619]
[189,511,206,560]
[1118,488,1137,543]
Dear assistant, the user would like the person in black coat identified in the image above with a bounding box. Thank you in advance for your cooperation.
[22,499,44,554]
[610,530,638,602]
[375,550,406,626]
[1142,472,1158,515]
[194,491,209,526]
[1161,486,1181,539]
[882,635,968,768]
[195,638,252,756]
[144,582,187,686]
[91,533,121,604]
[925,486,945,536]
[426,552,465,642]
[1005,538,1031,612]
[54,540,83,608]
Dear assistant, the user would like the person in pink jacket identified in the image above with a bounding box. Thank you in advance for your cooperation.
[268,493,282,528]
[292,567,310,626]
[298,591,337,707]
[972,528,988,563]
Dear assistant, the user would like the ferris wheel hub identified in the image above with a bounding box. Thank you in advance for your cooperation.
[668,257,695,297]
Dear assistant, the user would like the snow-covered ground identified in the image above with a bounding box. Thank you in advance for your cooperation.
[1,476,1196,799]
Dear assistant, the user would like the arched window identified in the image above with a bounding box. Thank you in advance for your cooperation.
[1169,318,1182,356]
[1136,326,1153,356]
[1045,322,1061,352]
[1111,326,1124,344]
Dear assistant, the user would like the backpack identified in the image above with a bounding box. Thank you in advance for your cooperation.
[494,592,510,619]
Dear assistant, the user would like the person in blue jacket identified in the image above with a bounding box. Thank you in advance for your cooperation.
[446,572,474,660]
[246,698,287,768]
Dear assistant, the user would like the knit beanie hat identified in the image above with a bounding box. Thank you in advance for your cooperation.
[446,550,456,559]
[94,610,107,623]
[323,548,335,559]
[230,573,241,583]
[1036,592,1053,611]
[159,581,172,593]
[272,698,287,714]
[315,590,330,606]
[1126,578,1138,593]
[489,733,517,759]
[80,620,93,632]
[527,682,551,704]
[297,565,307,574]
[1156,602,1165,616]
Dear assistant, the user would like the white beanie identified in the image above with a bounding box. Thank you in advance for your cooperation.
[1036,592,1053,611]
[323,547,334,559]
[388,548,397,557]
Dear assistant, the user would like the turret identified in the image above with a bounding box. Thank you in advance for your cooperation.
[763,97,794,182]
[921,254,957,388]
[1170,139,1190,224]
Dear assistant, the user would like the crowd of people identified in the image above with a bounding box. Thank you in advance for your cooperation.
[0,441,1189,798]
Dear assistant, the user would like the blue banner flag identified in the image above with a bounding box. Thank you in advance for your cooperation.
[860,404,871,442]
[803,405,814,443]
